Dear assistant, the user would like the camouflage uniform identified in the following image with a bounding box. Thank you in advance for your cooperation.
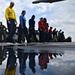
[0,22,7,42]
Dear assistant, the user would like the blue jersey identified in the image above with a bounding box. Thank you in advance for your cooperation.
[19,14,26,26]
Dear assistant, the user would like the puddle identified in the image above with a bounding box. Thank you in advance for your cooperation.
[0,45,75,75]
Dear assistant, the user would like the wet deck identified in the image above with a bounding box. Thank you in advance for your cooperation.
[0,42,75,75]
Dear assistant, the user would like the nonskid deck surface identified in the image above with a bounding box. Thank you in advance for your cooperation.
[0,42,75,52]
[0,42,75,46]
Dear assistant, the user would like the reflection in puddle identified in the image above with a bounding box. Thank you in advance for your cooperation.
[0,45,75,75]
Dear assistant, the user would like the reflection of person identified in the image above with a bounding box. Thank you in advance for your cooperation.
[18,10,30,43]
[0,46,7,65]
[5,47,17,75]
[18,49,28,75]
[38,53,49,70]
[29,15,38,42]
[5,2,17,43]
[48,53,53,59]
[0,22,7,42]
[29,53,36,73]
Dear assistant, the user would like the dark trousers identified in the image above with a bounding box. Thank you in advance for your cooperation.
[39,30,46,42]
[6,19,16,42]
[49,34,53,41]
[46,31,49,42]
[29,27,38,42]
[18,25,30,43]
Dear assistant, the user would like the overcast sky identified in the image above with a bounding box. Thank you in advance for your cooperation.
[0,0,75,41]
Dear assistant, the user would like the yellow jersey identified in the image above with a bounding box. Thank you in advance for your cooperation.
[5,65,17,75]
[5,6,17,22]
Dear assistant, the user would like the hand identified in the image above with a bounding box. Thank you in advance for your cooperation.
[8,20,10,24]
[21,26,23,28]
[15,22,18,25]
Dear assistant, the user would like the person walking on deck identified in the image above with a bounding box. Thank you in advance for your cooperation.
[5,2,17,43]
[29,15,38,42]
[18,10,30,43]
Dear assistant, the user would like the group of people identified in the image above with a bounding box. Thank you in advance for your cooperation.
[49,27,65,42]
[5,2,38,43]
[38,17,65,42]
[0,1,66,43]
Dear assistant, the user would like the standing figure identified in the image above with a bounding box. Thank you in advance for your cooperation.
[53,28,57,42]
[58,29,62,42]
[29,15,38,42]
[5,2,17,43]
[43,18,49,42]
[0,22,7,42]
[38,17,45,42]
[49,27,53,41]
[18,10,30,43]
[61,31,65,42]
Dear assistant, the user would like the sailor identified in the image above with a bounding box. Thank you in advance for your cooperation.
[0,21,7,42]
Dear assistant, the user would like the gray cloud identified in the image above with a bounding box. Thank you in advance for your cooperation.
[0,0,75,41]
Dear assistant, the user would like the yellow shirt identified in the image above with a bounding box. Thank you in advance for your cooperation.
[5,66,17,75]
[5,6,17,22]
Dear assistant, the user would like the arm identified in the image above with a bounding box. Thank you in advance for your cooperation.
[5,8,9,21]
[20,15,23,26]
[13,10,17,24]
